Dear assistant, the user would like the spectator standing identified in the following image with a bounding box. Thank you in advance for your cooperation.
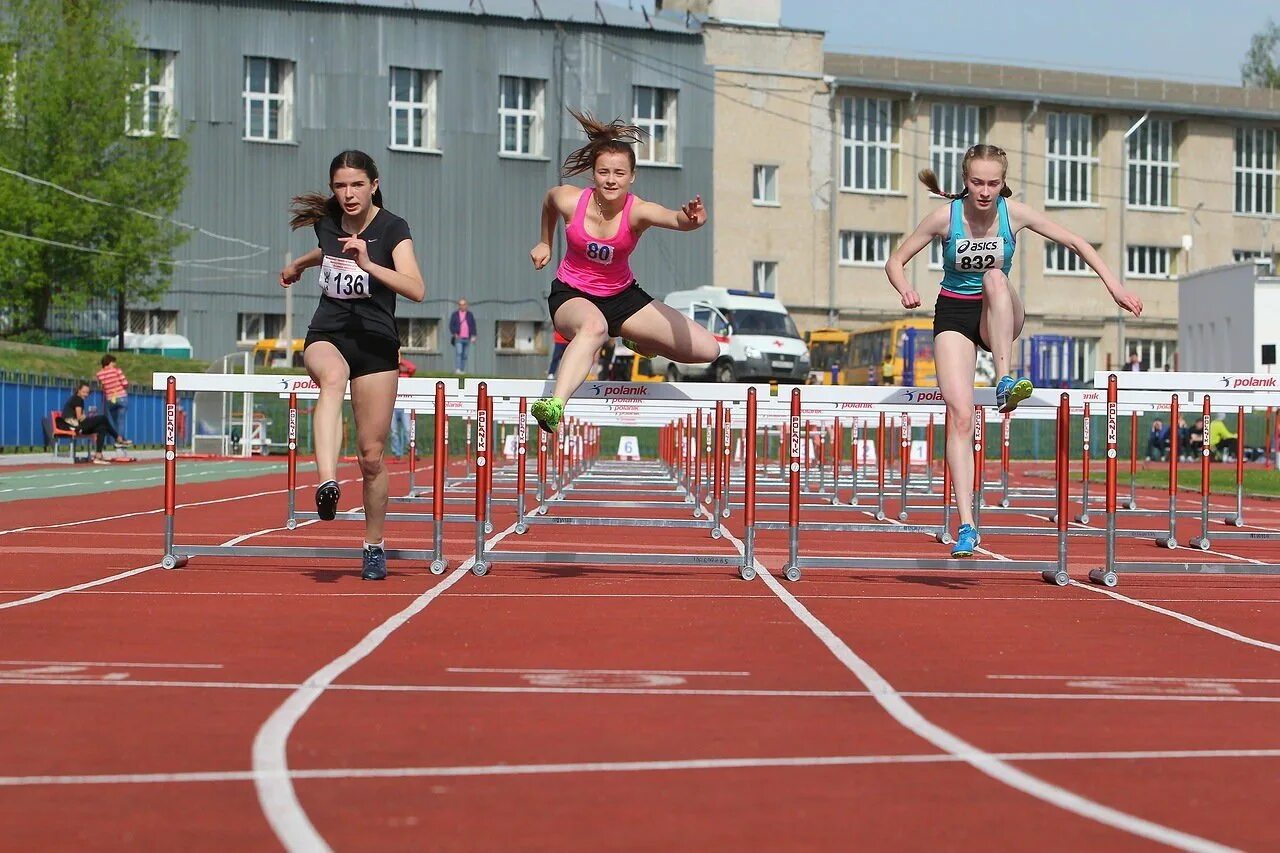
[96,354,131,445]
[449,298,477,374]
[388,349,416,458]
[1125,351,1143,371]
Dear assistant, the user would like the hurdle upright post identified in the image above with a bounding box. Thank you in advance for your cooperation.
[1164,394,1180,547]
[1089,375,1119,586]
[1190,393,1213,548]
[1045,393,1071,585]
[1078,402,1093,523]
[432,382,447,568]
[1228,405,1246,526]
[742,388,759,579]
[287,393,297,525]
[784,388,802,581]
[161,376,187,569]
[972,405,985,529]
[515,397,528,527]
[472,383,490,575]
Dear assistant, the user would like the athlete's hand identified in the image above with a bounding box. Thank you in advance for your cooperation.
[279,263,301,288]
[341,235,372,272]
[680,195,706,229]
[900,289,922,310]
[1111,286,1144,317]
[530,241,551,270]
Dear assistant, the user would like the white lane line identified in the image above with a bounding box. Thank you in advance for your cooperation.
[0,520,316,612]
[990,674,1280,685]
[0,660,222,670]
[6,747,1280,787]
[1070,582,1280,653]
[5,677,1280,703]
[251,521,515,853]
[717,525,1234,853]
[446,668,751,677]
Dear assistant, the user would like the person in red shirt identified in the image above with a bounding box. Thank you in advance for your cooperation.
[95,354,133,447]
[389,349,416,458]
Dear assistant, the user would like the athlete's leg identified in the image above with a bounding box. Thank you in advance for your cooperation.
[617,301,720,364]
[549,299,610,403]
[349,369,398,545]
[977,269,1025,379]
[935,330,979,530]
[304,341,350,484]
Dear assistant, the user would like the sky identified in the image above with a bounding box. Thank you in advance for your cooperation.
[652,0,1277,86]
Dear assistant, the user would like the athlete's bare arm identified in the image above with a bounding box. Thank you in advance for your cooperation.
[279,247,324,287]
[531,185,581,270]
[1007,200,1143,317]
[632,195,707,234]
[885,205,949,310]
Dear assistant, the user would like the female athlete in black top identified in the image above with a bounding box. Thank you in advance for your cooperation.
[279,150,425,580]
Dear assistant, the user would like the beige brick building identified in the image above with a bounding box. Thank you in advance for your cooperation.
[666,0,1280,381]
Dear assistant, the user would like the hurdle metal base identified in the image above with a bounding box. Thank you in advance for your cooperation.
[162,545,448,574]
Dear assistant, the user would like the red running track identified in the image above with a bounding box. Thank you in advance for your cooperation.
[0,460,1277,849]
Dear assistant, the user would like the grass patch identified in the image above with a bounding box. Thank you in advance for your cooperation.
[0,341,206,382]
[1093,466,1280,497]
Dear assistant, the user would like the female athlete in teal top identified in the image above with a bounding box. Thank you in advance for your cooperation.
[885,144,1143,557]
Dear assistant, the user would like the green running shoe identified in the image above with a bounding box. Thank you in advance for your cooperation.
[996,375,1034,414]
[622,339,654,358]
[531,396,565,434]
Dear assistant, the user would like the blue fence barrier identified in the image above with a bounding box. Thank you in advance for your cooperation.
[0,373,192,450]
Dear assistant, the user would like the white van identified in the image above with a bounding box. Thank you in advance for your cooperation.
[649,287,810,382]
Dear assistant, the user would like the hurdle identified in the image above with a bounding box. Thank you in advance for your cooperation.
[742,385,1075,585]
[465,380,751,577]
[156,373,451,573]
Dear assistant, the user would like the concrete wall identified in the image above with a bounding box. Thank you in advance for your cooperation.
[1178,263,1256,371]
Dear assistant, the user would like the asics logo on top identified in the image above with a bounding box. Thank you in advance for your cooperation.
[955,239,1000,253]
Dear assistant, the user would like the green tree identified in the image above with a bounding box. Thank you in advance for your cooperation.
[0,0,188,341]
[1242,18,1280,88]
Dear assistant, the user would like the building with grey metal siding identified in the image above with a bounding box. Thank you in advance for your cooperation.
[122,0,713,373]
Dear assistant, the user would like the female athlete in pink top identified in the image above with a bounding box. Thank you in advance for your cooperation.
[528,109,719,433]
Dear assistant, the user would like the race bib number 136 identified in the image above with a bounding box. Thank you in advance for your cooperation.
[319,255,370,300]
[953,237,1003,272]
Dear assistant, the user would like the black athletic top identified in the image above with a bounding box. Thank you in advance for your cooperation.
[58,392,85,430]
[307,208,412,343]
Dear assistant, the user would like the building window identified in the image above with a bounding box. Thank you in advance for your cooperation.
[840,231,894,265]
[389,67,438,152]
[1045,112,1097,204]
[1069,337,1099,385]
[1127,119,1176,209]
[1126,246,1174,279]
[930,103,983,194]
[841,96,898,192]
[127,309,178,335]
[1234,249,1277,274]
[634,86,677,165]
[498,76,543,157]
[237,313,284,343]
[243,56,292,142]
[1045,242,1093,275]
[397,317,439,352]
[1235,127,1278,215]
[495,320,545,354]
[752,165,778,205]
[127,49,176,138]
[1125,338,1177,371]
[752,261,778,293]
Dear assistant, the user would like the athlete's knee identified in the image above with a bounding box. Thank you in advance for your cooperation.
[690,329,721,363]
[982,268,1010,293]
[358,446,385,478]
[576,315,609,344]
[946,403,974,435]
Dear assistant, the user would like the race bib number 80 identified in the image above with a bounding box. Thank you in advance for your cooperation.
[319,255,371,300]
[954,237,1003,272]
[585,242,614,265]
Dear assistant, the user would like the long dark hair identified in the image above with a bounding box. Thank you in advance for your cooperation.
[289,150,385,230]
[561,109,645,177]
[918,144,1014,199]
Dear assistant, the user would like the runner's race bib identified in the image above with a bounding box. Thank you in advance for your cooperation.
[319,255,371,300]
[953,237,1003,272]
[584,242,615,266]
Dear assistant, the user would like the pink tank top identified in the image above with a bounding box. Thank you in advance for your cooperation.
[555,188,639,297]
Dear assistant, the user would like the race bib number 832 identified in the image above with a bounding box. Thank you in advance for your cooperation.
[319,255,370,300]
[953,237,1003,272]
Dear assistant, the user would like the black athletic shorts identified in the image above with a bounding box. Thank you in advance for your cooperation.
[548,278,655,338]
[932,292,990,352]
[304,329,399,379]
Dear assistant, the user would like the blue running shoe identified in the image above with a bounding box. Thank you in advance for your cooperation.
[361,544,387,581]
[995,375,1034,414]
[951,524,981,558]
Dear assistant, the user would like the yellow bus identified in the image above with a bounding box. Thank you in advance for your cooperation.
[806,318,936,386]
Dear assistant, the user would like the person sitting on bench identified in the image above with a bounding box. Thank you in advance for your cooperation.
[57,381,121,464]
